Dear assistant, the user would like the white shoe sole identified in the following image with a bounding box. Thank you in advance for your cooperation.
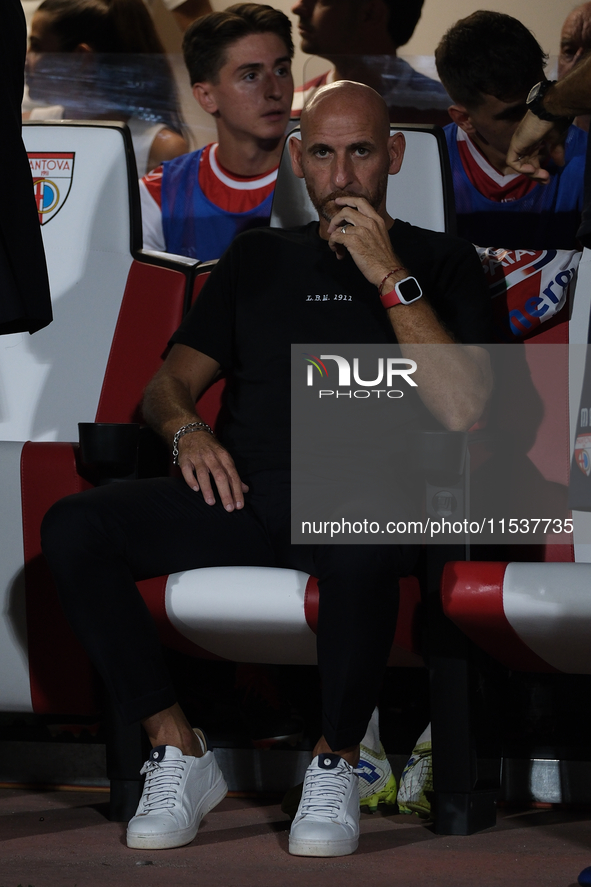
[126,773,228,850]
[288,835,359,857]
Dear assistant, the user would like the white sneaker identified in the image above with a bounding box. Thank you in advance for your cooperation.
[280,742,396,819]
[126,736,227,850]
[289,754,360,857]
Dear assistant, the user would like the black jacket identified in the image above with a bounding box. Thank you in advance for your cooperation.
[0,0,52,334]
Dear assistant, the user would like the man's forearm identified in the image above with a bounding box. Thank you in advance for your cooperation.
[544,54,591,117]
[323,196,492,428]
[142,346,244,507]
[506,59,591,179]
[142,344,220,445]
[143,372,206,447]
[388,301,491,431]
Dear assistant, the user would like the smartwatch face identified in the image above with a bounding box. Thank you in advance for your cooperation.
[396,277,422,304]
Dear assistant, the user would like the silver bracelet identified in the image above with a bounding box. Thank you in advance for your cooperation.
[172,421,213,465]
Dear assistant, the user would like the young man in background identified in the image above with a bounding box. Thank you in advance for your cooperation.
[435,10,587,250]
[141,3,293,260]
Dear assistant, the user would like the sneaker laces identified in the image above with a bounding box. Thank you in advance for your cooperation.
[139,757,187,812]
[299,761,359,820]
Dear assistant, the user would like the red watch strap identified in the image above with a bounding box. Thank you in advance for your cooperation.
[380,287,402,309]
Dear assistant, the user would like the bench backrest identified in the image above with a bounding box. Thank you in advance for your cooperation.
[1,122,136,442]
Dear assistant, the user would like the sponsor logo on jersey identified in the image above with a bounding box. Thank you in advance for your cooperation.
[478,247,580,340]
[28,152,75,225]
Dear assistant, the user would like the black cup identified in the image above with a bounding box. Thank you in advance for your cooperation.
[78,422,140,484]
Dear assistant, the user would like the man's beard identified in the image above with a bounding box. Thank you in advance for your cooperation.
[305,174,389,223]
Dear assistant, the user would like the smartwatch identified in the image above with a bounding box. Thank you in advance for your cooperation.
[526,80,570,123]
[380,276,423,309]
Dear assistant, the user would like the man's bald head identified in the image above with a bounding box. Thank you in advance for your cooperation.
[301,80,391,145]
[559,2,591,80]
[289,79,404,228]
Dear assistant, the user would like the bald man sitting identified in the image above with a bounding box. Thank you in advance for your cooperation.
[41,81,493,858]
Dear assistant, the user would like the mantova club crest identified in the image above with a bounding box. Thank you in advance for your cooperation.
[28,152,75,225]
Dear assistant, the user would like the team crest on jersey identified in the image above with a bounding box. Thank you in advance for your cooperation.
[574,433,591,477]
[28,152,75,225]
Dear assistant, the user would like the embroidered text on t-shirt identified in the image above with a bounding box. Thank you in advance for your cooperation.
[306,293,352,302]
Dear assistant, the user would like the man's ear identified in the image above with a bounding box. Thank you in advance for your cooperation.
[387,131,405,175]
[448,104,476,136]
[192,82,219,116]
[288,135,305,179]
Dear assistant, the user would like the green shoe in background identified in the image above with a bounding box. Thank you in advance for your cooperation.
[358,741,398,813]
[396,740,433,818]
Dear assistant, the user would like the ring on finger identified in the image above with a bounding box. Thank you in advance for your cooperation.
[341,226,347,235]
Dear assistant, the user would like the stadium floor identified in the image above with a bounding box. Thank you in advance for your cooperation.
[1,785,590,887]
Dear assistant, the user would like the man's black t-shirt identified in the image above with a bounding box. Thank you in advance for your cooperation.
[170,220,493,476]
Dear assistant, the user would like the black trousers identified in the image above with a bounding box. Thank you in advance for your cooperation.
[41,470,417,750]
